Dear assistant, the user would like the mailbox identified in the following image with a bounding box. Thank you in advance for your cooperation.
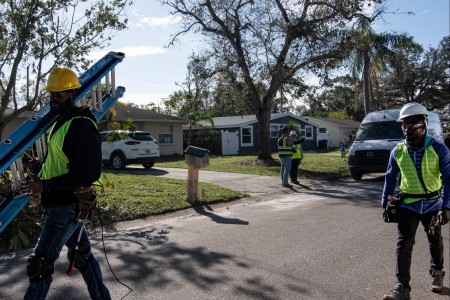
[184,145,210,168]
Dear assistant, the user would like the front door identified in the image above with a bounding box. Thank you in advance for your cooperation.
[221,131,239,155]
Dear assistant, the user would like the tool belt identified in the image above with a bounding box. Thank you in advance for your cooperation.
[384,199,400,223]
[399,190,440,201]
[383,193,402,223]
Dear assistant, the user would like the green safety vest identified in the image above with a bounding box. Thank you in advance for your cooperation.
[39,116,97,180]
[292,144,303,159]
[395,143,442,204]
[278,136,293,156]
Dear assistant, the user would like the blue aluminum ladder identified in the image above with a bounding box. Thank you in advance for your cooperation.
[0,51,126,233]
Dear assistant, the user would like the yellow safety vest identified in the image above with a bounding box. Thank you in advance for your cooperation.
[39,117,97,180]
[278,136,293,156]
[292,144,302,159]
[395,143,442,204]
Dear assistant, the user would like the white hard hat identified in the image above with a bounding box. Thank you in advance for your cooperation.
[290,131,297,136]
[397,102,428,121]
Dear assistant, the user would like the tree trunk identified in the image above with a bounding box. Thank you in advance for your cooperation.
[256,106,273,160]
[0,122,5,140]
[363,52,371,115]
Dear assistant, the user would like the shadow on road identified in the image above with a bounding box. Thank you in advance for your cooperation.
[193,205,249,225]
[101,166,169,176]
[0,224,315,300]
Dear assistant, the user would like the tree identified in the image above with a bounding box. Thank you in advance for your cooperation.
[380,37,450,110]
[165,91,214,144]
[0,0,131,136]
[298,75,365,120]
[163,0,380,160]
[347,15,417,115]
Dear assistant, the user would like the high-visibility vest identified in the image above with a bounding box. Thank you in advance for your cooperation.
[395,143,442,204]
[292,144,302,159]
[39,116,97,180]
[278,136,293,156]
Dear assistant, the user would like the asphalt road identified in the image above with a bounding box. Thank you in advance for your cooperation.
[0,168,449,300]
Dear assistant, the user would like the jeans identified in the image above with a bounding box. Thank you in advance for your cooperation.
[396,207,443,291]
[279,156,292,185]
[25,204,111,300]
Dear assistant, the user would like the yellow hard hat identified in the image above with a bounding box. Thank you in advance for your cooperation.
[45,66,81,92]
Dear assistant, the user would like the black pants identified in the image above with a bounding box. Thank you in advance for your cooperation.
[396,207,443,290]
[290,159,301,180]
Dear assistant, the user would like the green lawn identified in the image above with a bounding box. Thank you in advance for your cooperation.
[98,173,247,223]
[157,150,350,179]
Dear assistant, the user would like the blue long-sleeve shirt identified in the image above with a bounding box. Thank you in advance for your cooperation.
[381,135,450,213]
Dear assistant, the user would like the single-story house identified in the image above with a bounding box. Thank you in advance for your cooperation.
[106,102,189,156]
[184,112,320,155]
[2,102,189,156]
[302,116,361,148]
[2,110,36,139]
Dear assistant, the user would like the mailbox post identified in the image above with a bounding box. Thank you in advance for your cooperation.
[184,146,210,203]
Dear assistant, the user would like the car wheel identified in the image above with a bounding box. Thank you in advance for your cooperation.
[351,171,363,181]
[111,153,126,170]
[142,162,155,169]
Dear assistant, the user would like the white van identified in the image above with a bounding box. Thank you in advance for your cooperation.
[347,109,444,180]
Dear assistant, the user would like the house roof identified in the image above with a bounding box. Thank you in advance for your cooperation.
[6,109,37,119]
[112,102,188,123]
[193,112,317,129]
[303,116,361,128]
[9,102,189,125]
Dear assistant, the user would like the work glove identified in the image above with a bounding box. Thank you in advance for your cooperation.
[74,187,97,220]
[437,208,450,225]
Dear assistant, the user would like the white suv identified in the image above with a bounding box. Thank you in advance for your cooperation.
[100,130,160,170]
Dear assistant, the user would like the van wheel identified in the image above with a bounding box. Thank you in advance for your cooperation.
[111,153,126,170]
[351,171,363,181]
[142,162,155,169]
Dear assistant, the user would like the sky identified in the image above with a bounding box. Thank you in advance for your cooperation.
[89,0,450,107]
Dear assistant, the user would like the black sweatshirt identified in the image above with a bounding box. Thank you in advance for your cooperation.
[40,106,101,206]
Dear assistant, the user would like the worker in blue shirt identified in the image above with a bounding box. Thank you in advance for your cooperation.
[381,103,450,300]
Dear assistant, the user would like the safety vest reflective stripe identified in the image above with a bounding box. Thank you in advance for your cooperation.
[278,137,292,156]
[396,143,442,204]
[39,117,97,180]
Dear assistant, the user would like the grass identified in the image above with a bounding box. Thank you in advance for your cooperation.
[98,150,350,223]
[98,174,247,224]
[157,150,351,179]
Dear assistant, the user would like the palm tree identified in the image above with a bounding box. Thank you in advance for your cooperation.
[349,16,417,115]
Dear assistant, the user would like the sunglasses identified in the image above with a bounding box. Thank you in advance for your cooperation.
[401,123,424,131]
[49,90,73,98]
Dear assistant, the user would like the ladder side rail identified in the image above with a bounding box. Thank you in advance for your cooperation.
[0,115,56,175]
[0,194,31,232]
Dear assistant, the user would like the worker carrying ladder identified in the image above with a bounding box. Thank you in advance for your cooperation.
[0,51,126,233]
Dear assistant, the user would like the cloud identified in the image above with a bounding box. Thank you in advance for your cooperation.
[88,46,167,60]
[121,92,171,106]
[139,15,182,27]
[417,9,431,15]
